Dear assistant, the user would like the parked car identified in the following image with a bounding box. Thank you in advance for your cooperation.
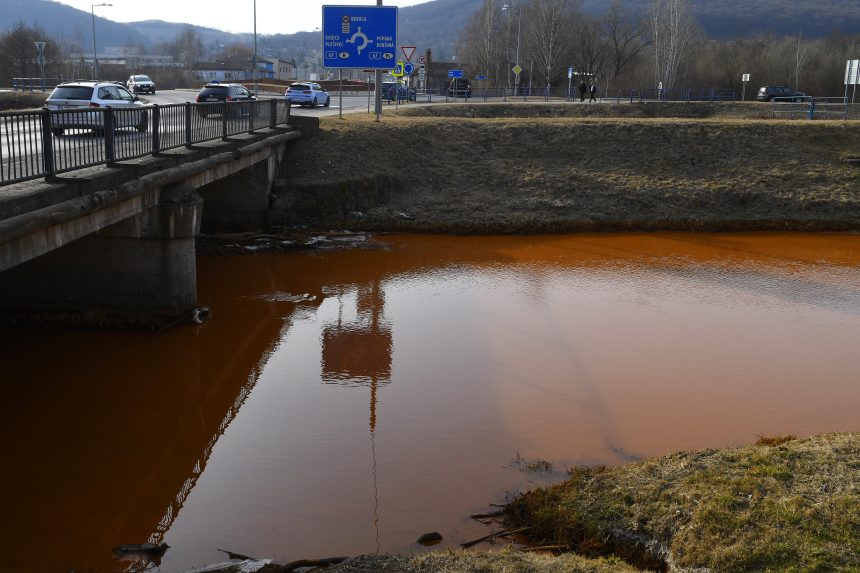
[127,74,155,94]
[756,85,806,102]
[195,82,257,118]
[44,81,148,135]
[285,82,330,107]
[380,81,416,102]
[447,78,472,98]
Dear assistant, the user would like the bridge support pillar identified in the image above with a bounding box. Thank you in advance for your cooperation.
[197,156,274,233]
[0,184,203,329]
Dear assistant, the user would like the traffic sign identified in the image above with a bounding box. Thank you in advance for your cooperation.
[393,61,405,77]
[34,41,46,55]
[742,73,750,82]
[512,64,522,75]
[448,69,463,78]
[401,45,416,62]
[404,62,415,75]
[475,74,487,81]
[322,5,398,69]
[568,67,573,79]
[36,55,46,67]
[419,55,426,65]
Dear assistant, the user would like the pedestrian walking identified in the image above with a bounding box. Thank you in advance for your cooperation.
[589,81,597,102]
[578,79,587,102]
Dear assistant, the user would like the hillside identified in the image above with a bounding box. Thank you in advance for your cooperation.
[1,0,858,61]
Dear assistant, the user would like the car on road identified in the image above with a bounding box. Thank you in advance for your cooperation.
[447,78,472,98]
[127,74,155,94]
[381,81,416,102]
[195,82,257,117]
[285,82,330,107]
[44,81,148,135]
[756,85,806,102]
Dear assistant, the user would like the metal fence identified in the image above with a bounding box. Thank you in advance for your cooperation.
[12,77,63,92]
[771,96,849,120]
[420,86,738,103]
[0,99,291,185]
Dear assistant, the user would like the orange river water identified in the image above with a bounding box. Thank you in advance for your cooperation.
[1,233,858,572]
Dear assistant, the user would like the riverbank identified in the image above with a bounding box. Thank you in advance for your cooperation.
[241,433,857,573]
[274,103,860,233]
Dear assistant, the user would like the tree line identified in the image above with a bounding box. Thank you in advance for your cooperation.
[0,21,263,88]
[457,0,860,97]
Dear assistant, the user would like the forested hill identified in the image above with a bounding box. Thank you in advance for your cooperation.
[0,0,857,55]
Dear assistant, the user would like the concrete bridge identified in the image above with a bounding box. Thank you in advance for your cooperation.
[0,115,318,328]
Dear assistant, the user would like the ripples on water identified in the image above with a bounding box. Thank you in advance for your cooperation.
[1,234,858,572]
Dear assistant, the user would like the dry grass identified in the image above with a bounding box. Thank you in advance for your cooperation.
[510,433,860,572]
[277,104,860,233]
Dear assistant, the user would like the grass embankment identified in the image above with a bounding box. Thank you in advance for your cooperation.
[251,434,860,573]
[0,91,47,111]
[510,433,860,572]
[278,103,860,233]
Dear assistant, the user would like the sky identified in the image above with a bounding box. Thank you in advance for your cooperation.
[52,0,431,36]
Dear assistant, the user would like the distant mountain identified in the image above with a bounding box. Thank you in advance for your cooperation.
[1,0,858,61]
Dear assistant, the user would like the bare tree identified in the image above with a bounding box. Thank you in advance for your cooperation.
[173,26,204,70]
[794,30,810,91]
[571,15,607,85]
[523,0,579,88]
[602,0,648,84]
[648,0,696,90]
[458,0,507,85]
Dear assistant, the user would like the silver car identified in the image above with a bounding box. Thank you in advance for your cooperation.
[127,74,155,94]
[44,81,149,135]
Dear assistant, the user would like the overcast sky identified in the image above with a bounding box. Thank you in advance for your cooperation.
[53,0,430,36]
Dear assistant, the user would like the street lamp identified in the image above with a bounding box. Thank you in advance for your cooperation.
[502,2,521,96]
[252,0,257,94]
[91,2,111,80]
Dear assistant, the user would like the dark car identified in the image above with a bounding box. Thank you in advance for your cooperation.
[195,82,257,117]
[756,85,806,102]
[447,78,471,98]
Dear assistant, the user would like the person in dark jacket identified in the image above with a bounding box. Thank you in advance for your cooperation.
[589,81,597,102]
[578,79,587,102]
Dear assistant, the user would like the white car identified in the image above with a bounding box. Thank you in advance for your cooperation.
[127,74,155,94]
[285,82,330,107]
[45,81,148,135]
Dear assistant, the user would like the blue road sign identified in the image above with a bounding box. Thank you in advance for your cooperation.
[475,74,487,81]
[403,62,415,75]
[448,69,464,78]
[322,5,398,69]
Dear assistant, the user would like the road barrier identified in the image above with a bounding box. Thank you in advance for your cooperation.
[0,99,291,185]
[771,96,848,120]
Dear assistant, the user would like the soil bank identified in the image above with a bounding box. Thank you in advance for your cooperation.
[274,103,860,234]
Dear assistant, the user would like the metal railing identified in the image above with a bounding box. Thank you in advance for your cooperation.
[771,96,848,120]
[430,86,738,104]
[12,77,63,92]
[0,99,291,185]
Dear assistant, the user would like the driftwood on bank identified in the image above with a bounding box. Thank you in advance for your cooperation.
[280,556,348,572]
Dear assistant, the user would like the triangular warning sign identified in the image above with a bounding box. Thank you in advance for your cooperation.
[401,46,416,62]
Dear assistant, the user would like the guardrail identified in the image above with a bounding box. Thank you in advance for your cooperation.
[429,86,738,103]
[771,96,848,120]
[0,98,291,186]
[12,77,63,92]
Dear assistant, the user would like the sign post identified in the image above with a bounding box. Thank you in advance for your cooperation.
[741,73,750,101]
[35,41,47,92]
[323,4,398,120]
[845,59,859,103]
[567,67,573,100]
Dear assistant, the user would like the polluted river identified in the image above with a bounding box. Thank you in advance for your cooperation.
[1,233,859,572]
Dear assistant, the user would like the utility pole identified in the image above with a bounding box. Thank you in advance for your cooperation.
[253,0,258,94]
[375,0,383,121]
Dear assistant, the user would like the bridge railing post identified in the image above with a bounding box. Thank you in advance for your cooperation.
[269,99,277,129]
[104,107,115,164]
[40,107,56,180]
[151,104,161,154]
[222,103,229,140]
[185,103,192,147]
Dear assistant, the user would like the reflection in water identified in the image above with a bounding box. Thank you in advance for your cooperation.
[0,233,859,573]
[322,280,391,554]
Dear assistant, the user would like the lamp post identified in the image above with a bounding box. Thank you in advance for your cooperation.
[252,0,257,94]
[502,2,521,96]
[91,3,111,80]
